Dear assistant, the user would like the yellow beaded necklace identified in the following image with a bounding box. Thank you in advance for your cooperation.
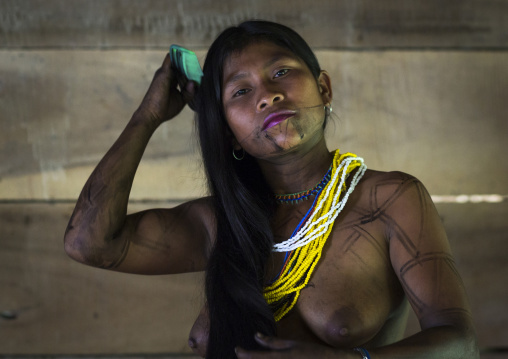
[263,151,367,322]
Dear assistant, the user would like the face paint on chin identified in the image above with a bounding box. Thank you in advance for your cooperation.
[231,104,326,159]
[258,118,305,155]
[291,118,306,140]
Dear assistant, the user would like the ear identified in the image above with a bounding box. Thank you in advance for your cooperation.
[317,70,333,106]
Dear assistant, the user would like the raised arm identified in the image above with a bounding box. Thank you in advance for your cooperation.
[64,54,213,275]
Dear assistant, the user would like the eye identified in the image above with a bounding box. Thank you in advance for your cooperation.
[233,88,250,97]
[274,69,290,78]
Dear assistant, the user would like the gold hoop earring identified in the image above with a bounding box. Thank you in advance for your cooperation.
[233,148,245,160]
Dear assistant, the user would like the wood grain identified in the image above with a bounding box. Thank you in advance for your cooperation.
[1,201,506,353]
[402,202,508,348]
[1,50,506,200]
[0,0,507,49]
[0,202,204,354]
[0,1,506,354]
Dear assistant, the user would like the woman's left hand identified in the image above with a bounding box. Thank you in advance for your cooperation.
[235,333,342,359]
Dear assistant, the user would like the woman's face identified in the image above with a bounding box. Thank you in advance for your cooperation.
[221,41,332,160]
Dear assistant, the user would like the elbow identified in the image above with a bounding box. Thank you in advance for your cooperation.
[64,225,100,266]
[64,232,89,264]
[64,213,116,267]
[64,229,120,269]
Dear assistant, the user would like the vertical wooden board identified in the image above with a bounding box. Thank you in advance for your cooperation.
[0,203,204,354]
[1,0,507,48]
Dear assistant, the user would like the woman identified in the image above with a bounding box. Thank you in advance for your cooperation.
[64,21,479,358]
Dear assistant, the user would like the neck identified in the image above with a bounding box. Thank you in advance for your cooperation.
[256,139,334,195]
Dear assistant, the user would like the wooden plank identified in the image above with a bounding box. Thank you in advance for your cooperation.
[480,353,508,359]
[319,50,508,196]
[0,202,204,354]
[1,201,507,353]
[1,50,507,199]
[1,354,506,359]
[0,49,205,200]
[403,202,508,348]
[0,357,200,359]
[444,202,508,349]
[0,0,507,49]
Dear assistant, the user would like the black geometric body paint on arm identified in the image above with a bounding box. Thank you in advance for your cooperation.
[336,174,425,256]
[334,174,462,315]
[355,175,463,315]
[398,251,462,314]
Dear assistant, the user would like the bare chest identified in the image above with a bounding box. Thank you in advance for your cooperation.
[267,199,406,347]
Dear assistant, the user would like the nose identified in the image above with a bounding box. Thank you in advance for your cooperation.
[257,86,284,111]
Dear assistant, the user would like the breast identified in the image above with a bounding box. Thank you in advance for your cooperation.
[188,305,209,357]
[279,245,406,348]
[282,289,391,348]
[320,304,388,347]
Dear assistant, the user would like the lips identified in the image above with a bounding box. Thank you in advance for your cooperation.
[262,110,296,131]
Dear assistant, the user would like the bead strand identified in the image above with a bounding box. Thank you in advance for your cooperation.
[264,151,367,322]
[275,167,332,204]
[273,153,366,252]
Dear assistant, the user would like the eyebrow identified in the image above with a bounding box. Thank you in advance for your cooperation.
[223,72,249,89]
[223,53,296,89]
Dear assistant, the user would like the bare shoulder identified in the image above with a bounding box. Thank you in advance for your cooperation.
[349,169,438,238]
[360,169,422,187]
[356,169,429,204]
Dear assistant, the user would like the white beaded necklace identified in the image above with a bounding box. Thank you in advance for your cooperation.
[272,155,367,252]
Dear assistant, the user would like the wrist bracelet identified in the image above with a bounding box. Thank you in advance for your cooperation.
[353,347,371,359]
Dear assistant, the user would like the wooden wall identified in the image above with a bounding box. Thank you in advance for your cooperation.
[1,0,507,356]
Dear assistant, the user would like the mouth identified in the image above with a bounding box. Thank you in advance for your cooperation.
[262,111,296,131]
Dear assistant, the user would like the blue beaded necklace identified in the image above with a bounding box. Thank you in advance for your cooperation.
[274,166,332,204]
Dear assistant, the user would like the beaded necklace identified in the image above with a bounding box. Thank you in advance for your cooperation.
[274,167,332,204]
[263,151,367,321]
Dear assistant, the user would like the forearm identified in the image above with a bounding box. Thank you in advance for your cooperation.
[64,53,190,267]
[64,112,159,266]
[366,325,479,359]
[236,324,478,359]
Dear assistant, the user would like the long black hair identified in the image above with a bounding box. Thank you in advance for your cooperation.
[195,20,322,358]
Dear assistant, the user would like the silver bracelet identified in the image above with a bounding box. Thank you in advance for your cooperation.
[353,347,371,359]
